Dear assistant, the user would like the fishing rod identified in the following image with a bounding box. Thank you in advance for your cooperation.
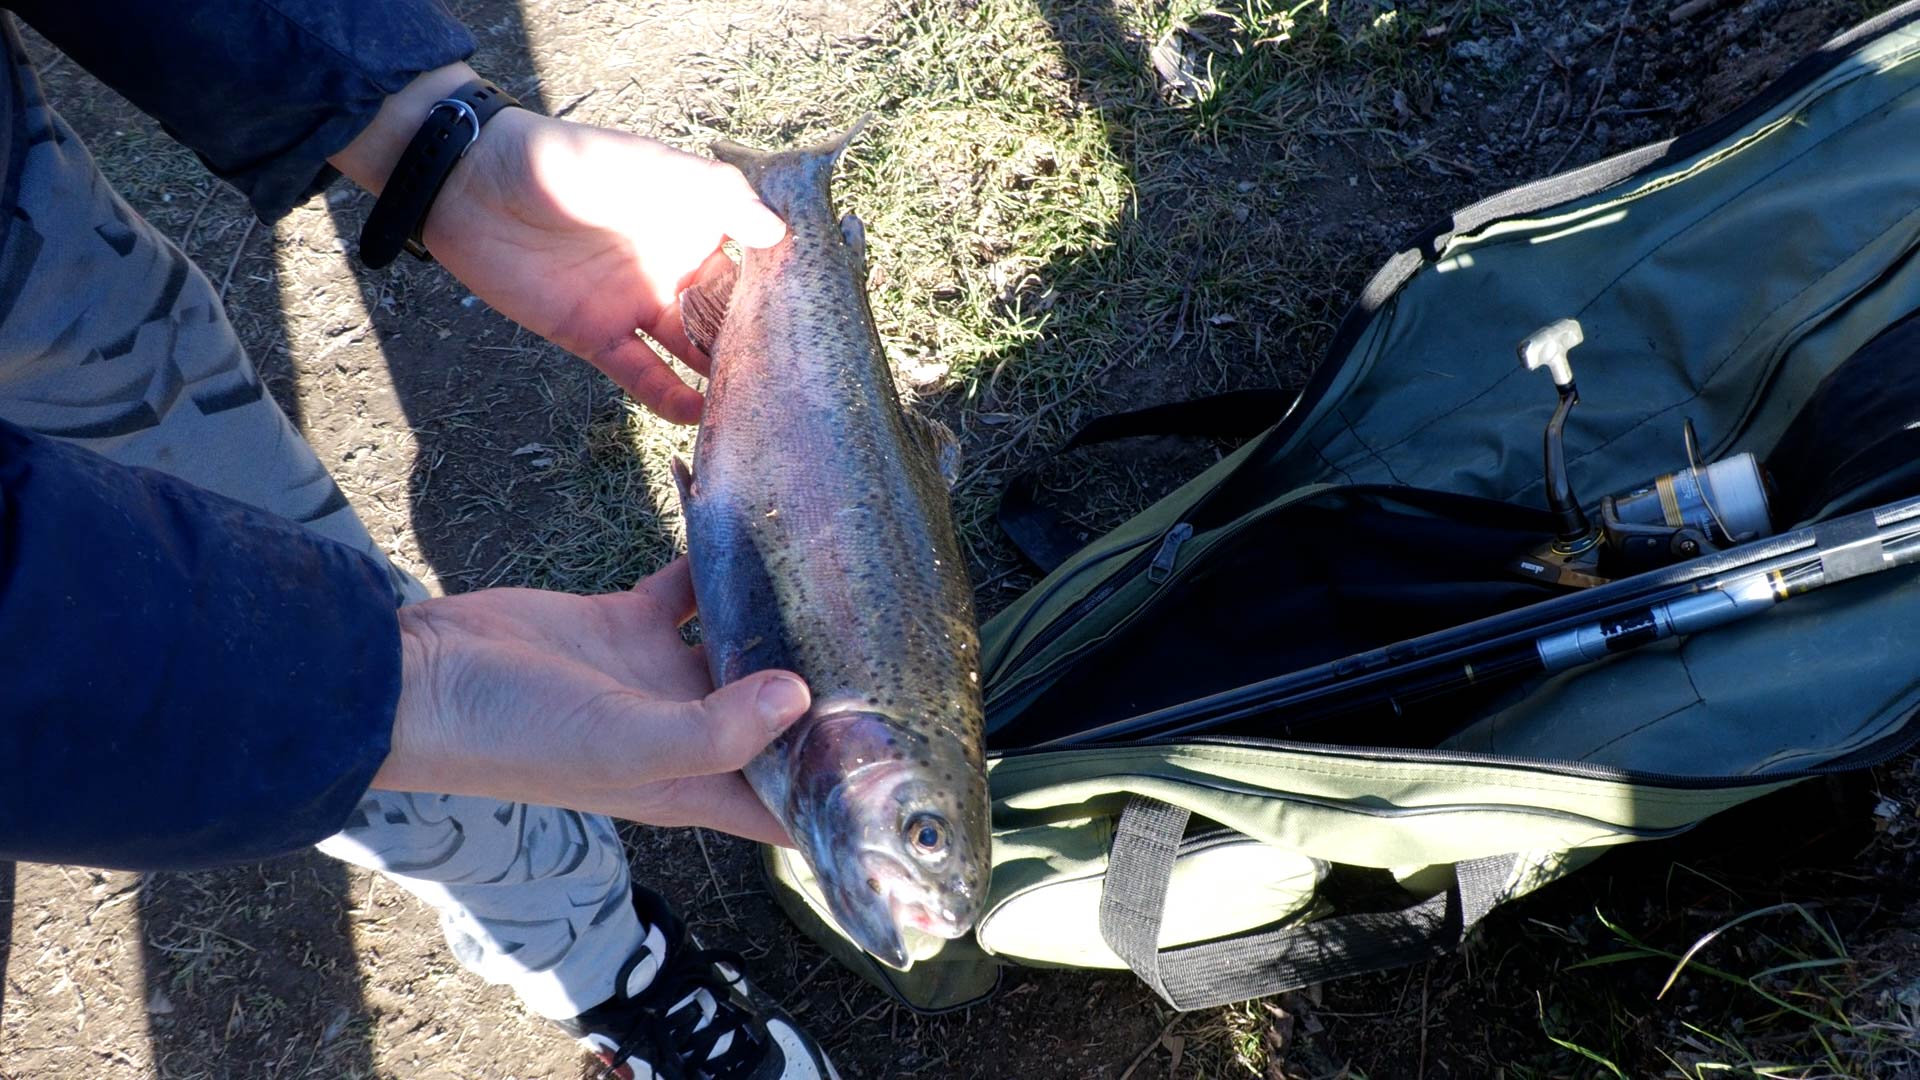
[1042,492,1920,749]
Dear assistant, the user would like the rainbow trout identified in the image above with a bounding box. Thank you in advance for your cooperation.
[672,120,989,969]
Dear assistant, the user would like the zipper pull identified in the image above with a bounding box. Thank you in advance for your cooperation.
[1147,522,1194,584]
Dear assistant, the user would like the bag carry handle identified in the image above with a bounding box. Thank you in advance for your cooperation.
[1097,795,1518,1010]
[999,389,1294,572]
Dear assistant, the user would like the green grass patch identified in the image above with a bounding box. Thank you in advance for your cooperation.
[518,0,1465,592]
[1491,896,1920,1079]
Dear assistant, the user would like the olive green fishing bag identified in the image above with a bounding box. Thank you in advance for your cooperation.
[766,3,1920,1012]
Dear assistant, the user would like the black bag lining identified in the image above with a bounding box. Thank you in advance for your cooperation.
[992,488,1561,748]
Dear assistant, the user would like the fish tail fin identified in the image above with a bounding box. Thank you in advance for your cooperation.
[711,113,873,209]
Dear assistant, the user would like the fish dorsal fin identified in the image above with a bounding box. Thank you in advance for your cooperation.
[908,410,961,488]
[678,256,739,357]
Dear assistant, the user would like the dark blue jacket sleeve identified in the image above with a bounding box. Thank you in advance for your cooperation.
[9,1,476,222]
[0,419,402,870]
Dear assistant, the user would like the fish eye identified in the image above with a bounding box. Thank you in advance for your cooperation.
[904,813,949,857]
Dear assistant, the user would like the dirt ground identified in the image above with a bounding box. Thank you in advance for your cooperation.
[5,0,1919,1078]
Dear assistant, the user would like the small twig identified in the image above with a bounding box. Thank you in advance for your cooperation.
[554,87,597,119]
[779,956,834,1009]
[1392,961,1420,1014]
[1594,94,1695,119]
[972,563,1030,593]
[176,183,220,253]
[1549,2,1633,174]
[33,48,73,81]
[1117,1014,1182,1080]
[692,828,735,922]
[1520,80,1549,144]
[1547,47,1575,127]
[1670,0,1739,25]
[218,216,259,301]
[1417,961,1431,1079]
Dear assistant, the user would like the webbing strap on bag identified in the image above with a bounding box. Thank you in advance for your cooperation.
[999,389,1293,572]
[1097,796,1517,1010]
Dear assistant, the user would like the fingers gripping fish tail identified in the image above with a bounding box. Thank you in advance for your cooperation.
[710,113,874,205]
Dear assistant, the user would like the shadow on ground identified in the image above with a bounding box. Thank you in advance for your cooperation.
[132,0,568,1067]
[2,2,625,1077]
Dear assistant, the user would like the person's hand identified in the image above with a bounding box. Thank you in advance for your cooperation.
[330,64,785,423]
[420,108,783,421]
[371,559,808,846]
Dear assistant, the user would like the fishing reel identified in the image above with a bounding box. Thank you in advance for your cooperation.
[1510,319,1776,589]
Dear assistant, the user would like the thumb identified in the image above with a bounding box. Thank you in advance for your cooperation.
[657,671,811,776]
[707,161,787,249]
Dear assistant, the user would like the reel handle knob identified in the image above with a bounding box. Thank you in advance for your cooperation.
[1519,318,1584,390]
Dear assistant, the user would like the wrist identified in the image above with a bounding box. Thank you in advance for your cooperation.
[331,62,485,195]
[419,105,540,256]
[373,606,442,792]
[350,74,525,269]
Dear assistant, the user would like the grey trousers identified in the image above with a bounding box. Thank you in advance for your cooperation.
[0,44,642,1021]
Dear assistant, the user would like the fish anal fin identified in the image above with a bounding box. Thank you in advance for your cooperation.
[678,257,738,357]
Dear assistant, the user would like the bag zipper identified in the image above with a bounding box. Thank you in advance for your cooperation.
[1146,523,1193,584]
[986,521,1200,711]
[983,532,1158,684]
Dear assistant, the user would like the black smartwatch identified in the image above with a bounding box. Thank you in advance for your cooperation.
[359,78,521,269]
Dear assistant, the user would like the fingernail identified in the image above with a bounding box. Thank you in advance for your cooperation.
[756,674,810,728]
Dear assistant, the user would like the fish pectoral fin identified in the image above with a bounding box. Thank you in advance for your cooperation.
[908,410,962,488]
[677,255,739,357]
[670,455,696,508]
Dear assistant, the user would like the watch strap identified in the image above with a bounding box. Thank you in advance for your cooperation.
[359,78,520,269]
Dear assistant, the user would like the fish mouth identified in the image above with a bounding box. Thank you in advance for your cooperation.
[824,876,910,968]
[815,846,977,970]
[785,711,984,970]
